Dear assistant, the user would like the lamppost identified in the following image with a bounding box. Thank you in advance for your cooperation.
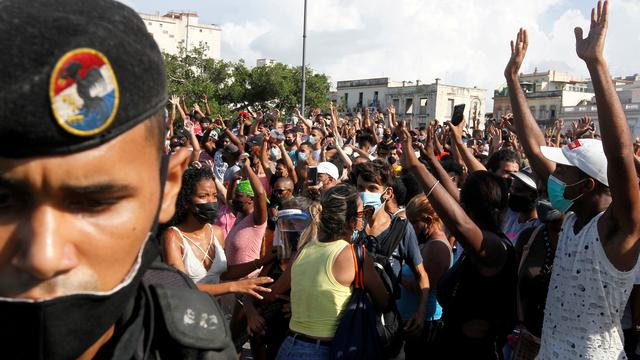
[300,0,308,116]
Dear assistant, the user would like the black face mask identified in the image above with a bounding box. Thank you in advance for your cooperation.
[193,202,218,223]
[508,193,537,213]
[388,156,397,165]
[0,155,169,360]
[284,139,295,147]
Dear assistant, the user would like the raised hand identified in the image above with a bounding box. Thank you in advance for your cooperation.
[193,103,201,112]
[575,0,608,63]
[169,95,180,106]
[200,94,208,103]
[577,115,593,131]
[504,28,529,79]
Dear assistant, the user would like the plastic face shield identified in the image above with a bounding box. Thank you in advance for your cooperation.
[276,209,311,259]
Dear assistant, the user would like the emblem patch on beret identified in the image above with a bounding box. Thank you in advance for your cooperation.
[49,48,119,136]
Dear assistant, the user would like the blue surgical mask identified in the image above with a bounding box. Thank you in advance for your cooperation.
[308,135,317,145]
[547,175,587,213]
[359,189,387,213]
[298,152,308,162]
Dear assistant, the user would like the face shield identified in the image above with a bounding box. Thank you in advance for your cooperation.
[275,209,311,259]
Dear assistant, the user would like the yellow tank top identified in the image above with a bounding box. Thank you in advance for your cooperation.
[289,239,353,338]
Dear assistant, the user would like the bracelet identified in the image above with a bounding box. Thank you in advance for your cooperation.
[426,180,440,197]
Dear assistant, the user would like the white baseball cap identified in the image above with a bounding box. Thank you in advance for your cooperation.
[317,161,339,181]
[540,139,608,187]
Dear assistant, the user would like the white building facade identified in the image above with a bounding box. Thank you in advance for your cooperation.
[336,78,486,129]
[139,11,222,59]
[561,80,640,138]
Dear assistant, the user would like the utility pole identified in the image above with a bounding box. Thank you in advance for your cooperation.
[300,0,308,116]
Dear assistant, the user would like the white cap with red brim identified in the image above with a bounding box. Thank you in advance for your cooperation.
[540,138,609,187]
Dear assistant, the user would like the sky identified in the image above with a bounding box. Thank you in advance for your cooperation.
[122,0,640,107]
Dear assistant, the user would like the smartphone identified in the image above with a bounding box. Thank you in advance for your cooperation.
[307,166,318,184]
[451,104,466,126]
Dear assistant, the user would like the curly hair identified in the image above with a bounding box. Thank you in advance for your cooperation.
[167,166,216,227]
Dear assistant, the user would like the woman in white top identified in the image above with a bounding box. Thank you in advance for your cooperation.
[163,166,276,299]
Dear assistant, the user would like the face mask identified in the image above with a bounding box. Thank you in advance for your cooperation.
[298,152,308,162]
[508,193,537,213]
[547,175,587,213]
[308,135,316,145]
[388,156,397,165]
[360,189,387,213]
[269,147,281,159]
[193,201,218,223]
[285,139,295,147]
[418,136,426,142]
[0,155,169,360]
[376,128,384,137]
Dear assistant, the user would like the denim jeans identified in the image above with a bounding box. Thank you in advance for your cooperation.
[275,335,331,360]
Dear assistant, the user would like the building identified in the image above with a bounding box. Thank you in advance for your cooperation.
[561,78,640,138]
[139,11,221,59]
[492,70,594,126]
[336,77,486,129]
[256,59,277,67]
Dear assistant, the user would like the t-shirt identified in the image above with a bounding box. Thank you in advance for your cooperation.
[537,212,638,360]
[365,217,423,285]
[502,209,540,245]
[224,213,267,278]
[223,164,241,183]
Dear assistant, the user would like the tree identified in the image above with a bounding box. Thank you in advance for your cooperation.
[163,45,331,117]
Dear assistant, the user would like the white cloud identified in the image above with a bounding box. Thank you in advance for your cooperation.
[128,0,640,108]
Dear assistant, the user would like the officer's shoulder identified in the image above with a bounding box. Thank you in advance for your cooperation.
[143,261,235,354]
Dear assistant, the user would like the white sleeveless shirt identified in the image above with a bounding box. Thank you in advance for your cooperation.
[537,212,638,359]
[171,225,228,284]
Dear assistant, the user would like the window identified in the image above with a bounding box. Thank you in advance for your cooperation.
[373,91,379,107]
[344,93,349,109]
[358,92,363,108]
[405,98,414,114]
[539,105,547,119]
[419,98,428,115]
[393,99,400,112]
[199,29,203,33]
[550,105,556,119]
[159,23,163,28]
[446,99,455,117]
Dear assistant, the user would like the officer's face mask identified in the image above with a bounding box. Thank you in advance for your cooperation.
[0,155,169,360]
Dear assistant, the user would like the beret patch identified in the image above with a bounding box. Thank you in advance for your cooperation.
[49,48,120,137]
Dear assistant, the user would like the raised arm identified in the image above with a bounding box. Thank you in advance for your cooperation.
[293,107,313,131]
[184,121,201,163]
[504,28,556,182]
[259,136,275,181]
[242,158,268,226]
[448,119,487,173]
[278,142,298,184]
[422,128,460,201]
[400,127,506,272]
[578,0,640,270]
[202,95,211,116]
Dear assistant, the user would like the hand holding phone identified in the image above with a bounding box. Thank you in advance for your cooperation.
[451,104,466,126]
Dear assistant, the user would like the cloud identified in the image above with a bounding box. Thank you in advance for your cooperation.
[124,0,640,108]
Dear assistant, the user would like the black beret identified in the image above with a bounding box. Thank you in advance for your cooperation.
[0,0,167,158]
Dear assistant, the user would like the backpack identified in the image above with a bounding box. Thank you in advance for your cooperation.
[330,244,383,360]
[363,215,407,355]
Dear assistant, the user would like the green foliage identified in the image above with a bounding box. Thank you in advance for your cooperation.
[163,45,330,117]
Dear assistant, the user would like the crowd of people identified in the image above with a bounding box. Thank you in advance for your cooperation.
[3,0,640,359]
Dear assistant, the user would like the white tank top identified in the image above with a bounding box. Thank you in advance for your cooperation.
[171,225,228,284]
[537,212,638,359]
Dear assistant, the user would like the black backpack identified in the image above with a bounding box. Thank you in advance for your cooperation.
[363,215,407,355]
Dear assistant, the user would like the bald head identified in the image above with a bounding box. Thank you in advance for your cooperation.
[275,176,294,190]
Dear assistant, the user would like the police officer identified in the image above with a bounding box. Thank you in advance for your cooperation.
[0,0,235,359]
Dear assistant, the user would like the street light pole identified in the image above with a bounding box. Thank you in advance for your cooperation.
[300,0,308,116]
